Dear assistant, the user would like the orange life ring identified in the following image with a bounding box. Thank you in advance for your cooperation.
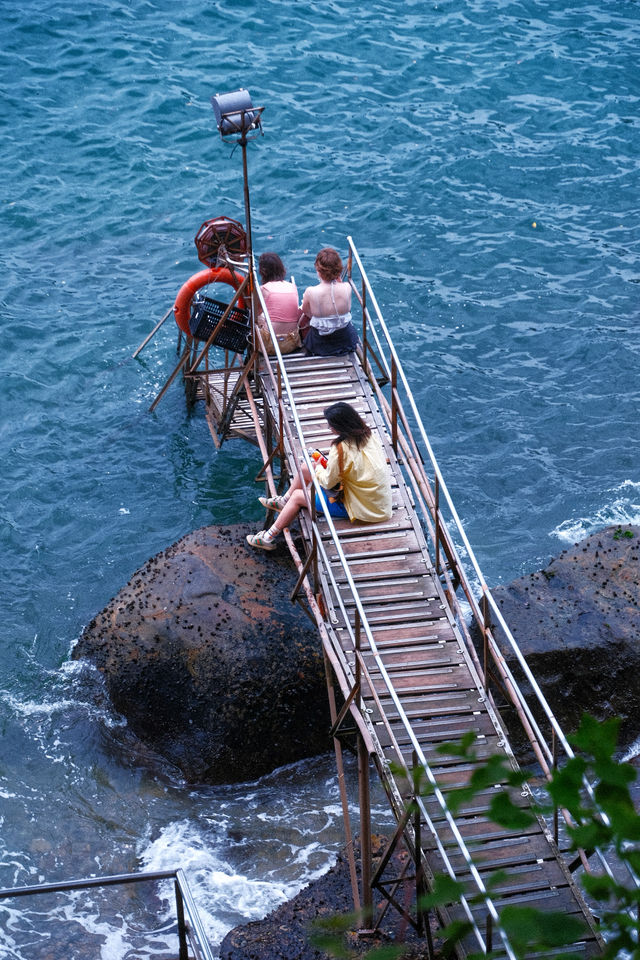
[173,267,246,335]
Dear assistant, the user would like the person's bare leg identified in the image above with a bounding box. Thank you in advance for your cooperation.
[285,464,312,496]
[248,467,313,551]
[270,489,307,533]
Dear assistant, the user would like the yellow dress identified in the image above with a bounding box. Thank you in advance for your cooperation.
[314,435,392,523]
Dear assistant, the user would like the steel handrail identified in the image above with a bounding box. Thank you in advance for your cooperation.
[250,271,518,958]
[346,239,574,750]
[0,868,214,960]
[346,238,637,893]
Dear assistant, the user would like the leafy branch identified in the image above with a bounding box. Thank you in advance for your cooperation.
[312,714,640,959]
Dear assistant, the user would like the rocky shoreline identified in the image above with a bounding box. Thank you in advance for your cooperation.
[488,523,640,747]
[73,522,640,958]
[219,836,436,960]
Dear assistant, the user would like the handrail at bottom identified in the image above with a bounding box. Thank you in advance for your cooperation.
[0,868,214,960]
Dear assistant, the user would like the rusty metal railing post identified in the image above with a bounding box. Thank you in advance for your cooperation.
[355,610,373,929]
[311,489,320,598]
[552,728,559,844]
[323,649,361,913]
[361,275,368,380]
[434,475,441,577]
[276,360,284,445]
[412,752,427,943]
[391,357,398,455]
[482,592,490,691]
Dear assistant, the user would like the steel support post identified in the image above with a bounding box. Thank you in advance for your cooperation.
[434,475,441,578]
[174,879,189,960]
[356,611,373,927]
[482,592,490,691]
[323,650,361,914]
[358,731,373,929]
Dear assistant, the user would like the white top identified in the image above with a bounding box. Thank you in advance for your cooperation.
[301,279,352,335]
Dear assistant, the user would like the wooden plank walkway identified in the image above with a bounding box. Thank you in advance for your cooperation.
[194,346,604,958]
[253,349,604,959]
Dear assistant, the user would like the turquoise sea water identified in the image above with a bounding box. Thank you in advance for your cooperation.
[1,1,640,956]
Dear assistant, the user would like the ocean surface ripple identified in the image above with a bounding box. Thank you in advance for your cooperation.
[1,0,639,956]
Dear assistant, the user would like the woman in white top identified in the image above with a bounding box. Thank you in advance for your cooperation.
[299,247,359,356]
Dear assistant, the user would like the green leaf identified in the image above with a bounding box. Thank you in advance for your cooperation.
[500,905,588,952]
[581,872,617,900]
[624,849,640,874]
[547,755,587,811]
[488,791,536,830]
[568,820,610,850]
[436,730,478,758]
[593,756,636,790]
[419,874,467,910]
[440,918,475,958]
[571,713,621,762]
[446,784,477,815]
[308,912,356,959]
[483,869,509,893]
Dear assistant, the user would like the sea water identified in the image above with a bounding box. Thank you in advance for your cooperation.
[1,0,639,956]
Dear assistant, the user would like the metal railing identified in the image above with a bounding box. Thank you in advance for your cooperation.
[241,271,521,957]
[343,238,639,894]
[234,247,629,956]
[161,245,631,954]
[0,869,214,960]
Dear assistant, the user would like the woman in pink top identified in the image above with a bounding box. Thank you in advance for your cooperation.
[258,252,299,336]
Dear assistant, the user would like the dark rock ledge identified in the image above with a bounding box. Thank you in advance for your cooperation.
[488,524,640,747]
[220,836,436,960]
[73,523,330,784]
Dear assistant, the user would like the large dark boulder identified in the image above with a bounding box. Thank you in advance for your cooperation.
[489,524,640,746]
[73,524,330,783]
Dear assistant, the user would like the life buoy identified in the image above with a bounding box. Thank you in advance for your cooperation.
[173,266,246,335]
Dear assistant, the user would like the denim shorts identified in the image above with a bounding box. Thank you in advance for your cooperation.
[315,491,349,518]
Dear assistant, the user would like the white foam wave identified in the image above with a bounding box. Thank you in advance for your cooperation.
[1,659,127,731]
[60,897,133,960]
[552,481,640,544]
[622,737,640,763]
[1,690,78,719]
[138,820,306,950]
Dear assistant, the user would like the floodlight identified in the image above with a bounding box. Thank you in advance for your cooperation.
[211,89,264,142]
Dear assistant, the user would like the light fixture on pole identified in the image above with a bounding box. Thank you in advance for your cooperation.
[211,89,264,265]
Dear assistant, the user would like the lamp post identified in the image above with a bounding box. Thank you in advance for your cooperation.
[211,89,264,267]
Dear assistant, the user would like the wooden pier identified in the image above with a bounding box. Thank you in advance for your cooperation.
[153,238,627,959]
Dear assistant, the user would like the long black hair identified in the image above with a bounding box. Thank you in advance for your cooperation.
[324,402,371,450]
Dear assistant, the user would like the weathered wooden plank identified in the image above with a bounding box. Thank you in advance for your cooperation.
[375,689,484,719]
[423,813,543,848]
[387,708,497,742]
[442,833,560,872]
[358,620,456,646]
[378,732,503,768]
[351,600,448,626]
[338,576,440,605]
[333,552,433,580]
[367,664,480,699]
[362,641,464,672]
[421,785,532,821]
